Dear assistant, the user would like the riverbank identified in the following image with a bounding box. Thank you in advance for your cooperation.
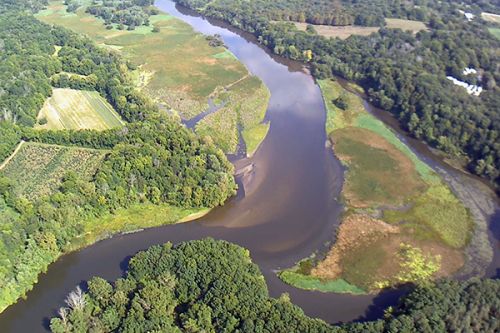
[36,0,271,155]
[280,79,475,293]
[0,200,209,314]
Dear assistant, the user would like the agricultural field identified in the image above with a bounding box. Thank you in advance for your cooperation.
[36,88,124,130]
[482,12,500,24]
[290,18,426,39]
[280,79,471,293]
[0,142,105,201]
[195,76,271,154]
[36,1,250,119]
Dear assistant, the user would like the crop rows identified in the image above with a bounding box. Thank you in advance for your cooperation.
[1,142,105,201]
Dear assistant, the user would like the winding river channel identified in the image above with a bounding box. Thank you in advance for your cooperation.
[1,1,499,331]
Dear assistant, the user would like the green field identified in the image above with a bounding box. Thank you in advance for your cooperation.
[36,1,249,119]
[36,88,124,130]
[195,76,271,154]
[36,1,271,154]
[279,79,472,293]
[489,27,500,39]
[0,142,105,200]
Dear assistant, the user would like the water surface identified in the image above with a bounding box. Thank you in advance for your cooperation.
[0,1,498,331]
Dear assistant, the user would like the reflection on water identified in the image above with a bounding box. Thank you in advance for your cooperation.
[0,1,498,332]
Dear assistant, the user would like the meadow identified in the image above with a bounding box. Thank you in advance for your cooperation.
[291,18,426,39]
[36,1,249,119]
[36,88,124,130]
[0,142,105,200]
[279,79,472,293]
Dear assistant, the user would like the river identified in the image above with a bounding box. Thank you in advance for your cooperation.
[0,1,498,331]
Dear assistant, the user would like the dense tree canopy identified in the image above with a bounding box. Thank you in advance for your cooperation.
[174,0,500,190]
[50,239,500,333]
[86,0,157,30]
[0,4,236,313]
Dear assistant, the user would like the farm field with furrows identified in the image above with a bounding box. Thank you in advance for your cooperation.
[0,142,105,201]
[36,88,124,130]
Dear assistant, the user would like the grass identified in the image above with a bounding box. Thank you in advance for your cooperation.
[291,22,378,39]
[36,1,249,119]
[385,18,427,32]
[75,204,209,248]
[279,79,472,293]
[0,142,105,200]
[242,123,270,157]
[384,185,472,248]
[482,12,500,24]
[340,240,388,290]
[36,88,124,130]
[286,18,425,39]
[489,27,500,40]
[279,271,365,294]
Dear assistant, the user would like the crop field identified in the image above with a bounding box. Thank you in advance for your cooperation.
[0,142,105,201]
[280,79,472,293]
[290,18,426,39]
[36,88,124,130]
[37,1,249,119]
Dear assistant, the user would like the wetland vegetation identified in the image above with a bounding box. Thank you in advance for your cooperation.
[37,0,271,153]
[174,0,500,190]
[280,79,473,293]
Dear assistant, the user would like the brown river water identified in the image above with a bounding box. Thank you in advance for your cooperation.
[0,1,498,331]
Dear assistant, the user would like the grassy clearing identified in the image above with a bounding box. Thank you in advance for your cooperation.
[289,18,425,39]
[279,271,365,294]
[384,185,472,248]
[0,142,105,200]
[292,22,378,39]
[279,79,472,293]
[482,12,500,24]
[36,88,124,130]
[242,123,270,157]
[37,1,249,119]
[76,204,209,248]
[489,27,500,39]
[385,18,427,32]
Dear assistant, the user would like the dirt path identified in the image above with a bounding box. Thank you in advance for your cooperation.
[0,140,25,171]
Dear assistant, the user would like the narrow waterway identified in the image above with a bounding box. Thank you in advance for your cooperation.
[0,1,498,331]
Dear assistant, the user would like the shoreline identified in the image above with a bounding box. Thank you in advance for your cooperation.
[279,78,493,294]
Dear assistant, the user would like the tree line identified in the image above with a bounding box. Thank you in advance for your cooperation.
[86,0,157,30]
[174,0,500,190]
[50,238,500,333]
[0,2,236,313]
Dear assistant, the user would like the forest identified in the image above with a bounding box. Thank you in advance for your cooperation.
[50,239,500,333]
[85,0,157,30]
[0,1,236,312]
[174,0,500,190]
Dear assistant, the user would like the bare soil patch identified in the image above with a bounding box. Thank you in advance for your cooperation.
[311,214,399,280]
